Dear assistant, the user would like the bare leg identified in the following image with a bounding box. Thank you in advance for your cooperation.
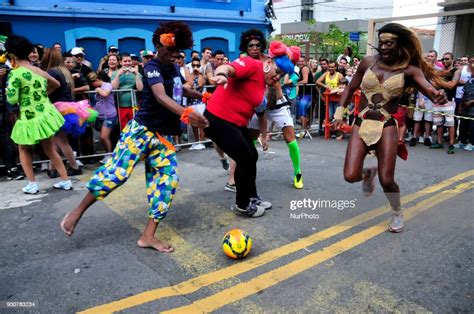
[41,137,68,180]
[137,219,174,253]
[60,191,96,236]
[55,131,78,169]
[436,126,444,144]
[448,126,455,145]
[424,121,432,138]
[375,126,401,211]
[18,145,35,182]
[344,125,369,183]
[227,159,236,185]
[100,126,113,152]
[413,121,421,139]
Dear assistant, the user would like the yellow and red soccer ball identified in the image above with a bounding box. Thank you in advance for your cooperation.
[222,229,252,259]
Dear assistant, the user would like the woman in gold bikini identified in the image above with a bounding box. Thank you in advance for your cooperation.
[335,23,447,233]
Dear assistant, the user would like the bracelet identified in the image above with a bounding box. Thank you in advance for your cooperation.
[202,91,212,104]
[180,107,195,124]
[215,72,228,79]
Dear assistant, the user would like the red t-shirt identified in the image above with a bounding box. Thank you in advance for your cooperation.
[206,56,265,127]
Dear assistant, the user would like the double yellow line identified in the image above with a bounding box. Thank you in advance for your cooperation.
[80,170,474,314]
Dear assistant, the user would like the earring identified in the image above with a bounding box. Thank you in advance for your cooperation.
[264,64,271,73]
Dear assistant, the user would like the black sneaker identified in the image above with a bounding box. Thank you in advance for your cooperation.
[230,202,265,218]
[67,167,83,176]
[424,137,432,146]
[47,169,59,179]
[409,138,417,147]
[220,158,230,171]
[7,168,24,181]
[225,183,237,192]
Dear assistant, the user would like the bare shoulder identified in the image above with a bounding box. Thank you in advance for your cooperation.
[357,56,376,73]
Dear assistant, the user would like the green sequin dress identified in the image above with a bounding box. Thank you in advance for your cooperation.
[7,67,65,145]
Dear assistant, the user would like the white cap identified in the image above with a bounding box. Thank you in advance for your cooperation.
[70,47,84,55]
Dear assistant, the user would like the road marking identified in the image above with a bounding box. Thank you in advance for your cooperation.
[79,170,474,313]
[163,181,472,313]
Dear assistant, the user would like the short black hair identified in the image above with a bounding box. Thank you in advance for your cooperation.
[191,57,200,63]
[5,34,34,60]
[120,52,130,59]
[202,47,212,53]
[213,50,225,57]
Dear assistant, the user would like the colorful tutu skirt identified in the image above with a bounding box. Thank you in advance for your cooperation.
[53,100,98,136]
[11,103,65,145]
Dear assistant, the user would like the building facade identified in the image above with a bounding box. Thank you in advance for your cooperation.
[0,0,270,68]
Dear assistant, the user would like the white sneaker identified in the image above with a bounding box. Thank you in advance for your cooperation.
[251,196,272,210]
[189,143,198,151]
[100,155,112,164]
[418,136,424,144]
[41,162,49,172]
[453,143,465,149]
[194,143,206,150]
[230,203,265,218]
[389,214,404,233]
[53,180,73,190]
[464,143,474,151]
[405,133,413,141]
[22,182,39,194]
[75,159,84,167]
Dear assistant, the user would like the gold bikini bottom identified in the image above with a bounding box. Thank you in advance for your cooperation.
[355,107,397,146]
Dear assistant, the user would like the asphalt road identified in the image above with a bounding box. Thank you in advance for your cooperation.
[1,136,473,313]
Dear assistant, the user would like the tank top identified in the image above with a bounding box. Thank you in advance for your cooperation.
[324,72,340,89]
[297,66,314,96]
[456,66,472,99]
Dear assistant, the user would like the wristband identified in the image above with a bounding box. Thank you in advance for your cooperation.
[180,107,195,124]
[215,72,228,79]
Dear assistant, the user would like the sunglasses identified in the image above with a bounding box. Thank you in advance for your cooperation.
[74,54,84,58]
[247,43,262,49]
[442,58,451,61]
[192,64,200,68]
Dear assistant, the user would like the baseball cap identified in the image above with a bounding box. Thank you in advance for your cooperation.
[108,45,119,52]
[142,50,154,58]
[71,47,84,56]
[130,53,139,61]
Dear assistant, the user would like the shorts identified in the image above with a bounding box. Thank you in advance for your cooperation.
[248,106,294,131]
[296,95,312,118]
[432,100,455,127]
[413,96,433,122]
[95,116,118,131]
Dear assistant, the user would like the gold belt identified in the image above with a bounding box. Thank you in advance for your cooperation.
[357,106,394,146]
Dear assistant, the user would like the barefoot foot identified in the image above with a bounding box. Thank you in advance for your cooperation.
[137,238,174,253]
[60,213,78,236]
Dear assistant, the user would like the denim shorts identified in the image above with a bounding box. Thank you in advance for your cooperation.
[95,116,118,131]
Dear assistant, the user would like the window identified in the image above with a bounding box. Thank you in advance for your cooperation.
[301,9,313,21]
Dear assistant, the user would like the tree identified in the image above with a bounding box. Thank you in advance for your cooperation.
[318,23,357,61]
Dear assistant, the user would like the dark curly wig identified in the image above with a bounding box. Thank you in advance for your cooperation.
[152,21,193,50]
[239,29,267,53]
[5,34,34,60]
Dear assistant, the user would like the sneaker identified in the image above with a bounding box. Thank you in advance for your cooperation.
[453,143,465,149]
[251,196,272,210]
[418,136,424,144]
[293,173,304,189]
[225,183,237,193]
[195,143,206,150]
[100,155,112,164]
[47,169,58,179]
[231,202,265,218]
[424,136,432,146]
[297,132,305,139]
[67,167,83,176]
[22,182,39,194]
[75,159,84,167]
[447,145,455,154]
[362,167,377,197]
[389,214,404,233]
[464,143,474,151]
[409,138,417,147]
[41,162,49,172]
[405,133,413,141]
[189,143,198,151]
[220,158,230,171]
[430,143,443,149]
[7,168,24,181]
[53,180,73,191]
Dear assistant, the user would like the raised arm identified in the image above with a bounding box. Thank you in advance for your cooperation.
[406,65,447,104]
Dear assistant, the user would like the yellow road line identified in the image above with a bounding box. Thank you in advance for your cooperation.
[79,170,474,314]
[164,181,473,313]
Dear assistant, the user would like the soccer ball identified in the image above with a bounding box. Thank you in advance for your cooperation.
[222,229,252,259]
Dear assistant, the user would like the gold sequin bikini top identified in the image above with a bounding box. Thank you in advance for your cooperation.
[360,67,405,110]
